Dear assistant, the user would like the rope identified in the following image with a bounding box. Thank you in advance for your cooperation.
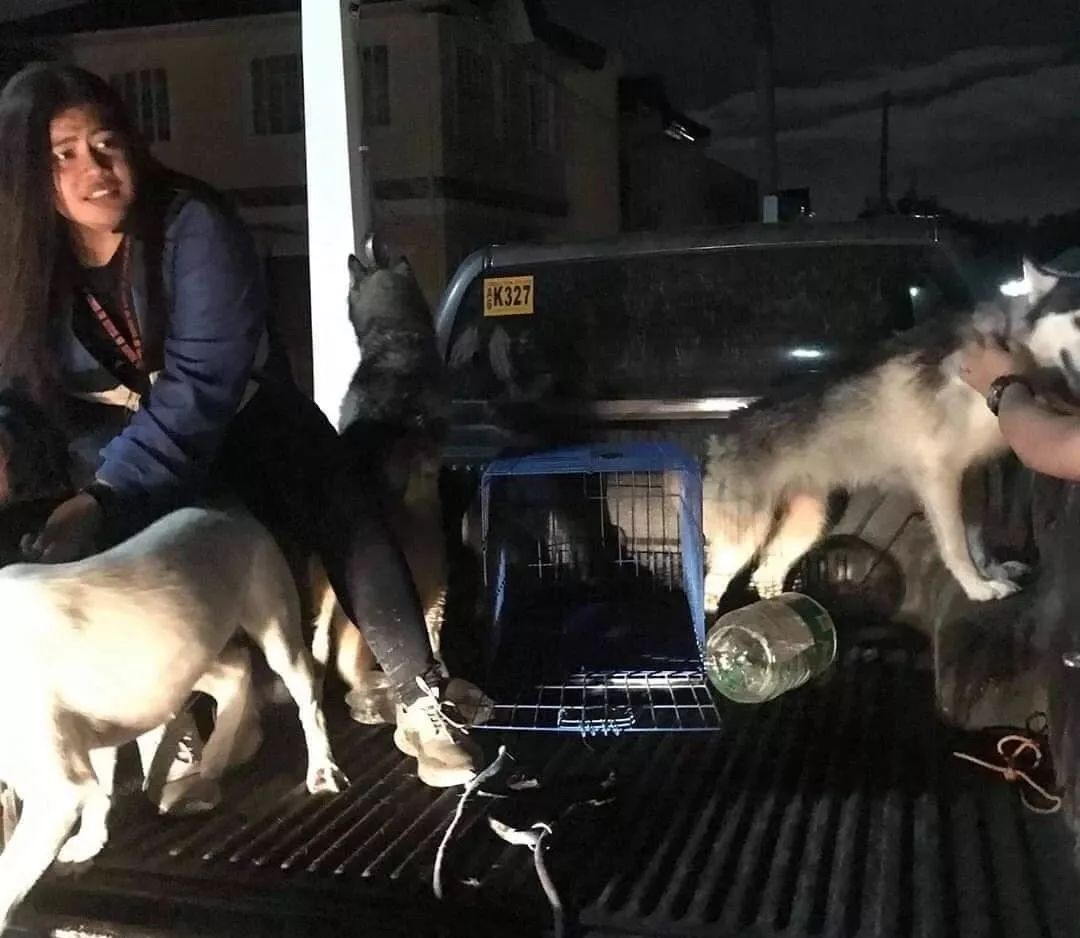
[432,745,513,900]
[531,824,564,938]
[952,733,1062,814]
[486,817,565,938]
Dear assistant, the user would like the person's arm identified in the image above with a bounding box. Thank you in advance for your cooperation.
[997,382,1080,481]
[94,196,265,500]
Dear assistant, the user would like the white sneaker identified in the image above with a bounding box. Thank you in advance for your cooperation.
[164,714,202,784]
[152,712,218,816]
[151,709,263,815]
[393,677,480,788]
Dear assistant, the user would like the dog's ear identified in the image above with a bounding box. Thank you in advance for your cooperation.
[1023,257,1059,301]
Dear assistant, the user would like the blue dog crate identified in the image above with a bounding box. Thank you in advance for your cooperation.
[478,442,721,735]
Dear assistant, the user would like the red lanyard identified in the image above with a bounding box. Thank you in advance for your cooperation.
[82,238,143,372]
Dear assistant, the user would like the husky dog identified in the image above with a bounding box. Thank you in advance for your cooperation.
[338,253,447,438]
[0,505,344,930]
[313,253,450,708]
[703,258,1080,607]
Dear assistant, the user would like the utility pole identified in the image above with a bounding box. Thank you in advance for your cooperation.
[753,0,779,222]
[878,90,891,211]
[300,0,370,422]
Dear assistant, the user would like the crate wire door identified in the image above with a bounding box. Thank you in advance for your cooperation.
[479,443,720,735]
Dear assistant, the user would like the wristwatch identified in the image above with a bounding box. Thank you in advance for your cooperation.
[986,374,1033,416]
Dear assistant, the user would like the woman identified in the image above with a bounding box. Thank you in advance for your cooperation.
[0,62,476,788]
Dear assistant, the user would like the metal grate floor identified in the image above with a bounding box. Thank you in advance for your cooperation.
[15,632,1080,938]
[481,669,721,734]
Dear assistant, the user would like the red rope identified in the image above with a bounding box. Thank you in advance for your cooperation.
[952,733,1062,814]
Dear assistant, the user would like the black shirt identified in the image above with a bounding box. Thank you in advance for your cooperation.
[71,245,149,396]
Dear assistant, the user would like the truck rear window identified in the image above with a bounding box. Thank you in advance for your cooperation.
[445,241,971,402]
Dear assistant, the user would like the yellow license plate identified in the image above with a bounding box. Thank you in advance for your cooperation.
[483,275,534,317]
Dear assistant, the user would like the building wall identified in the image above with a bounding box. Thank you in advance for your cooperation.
[65,14,306,197]
[353,7,443,185]
[622,133,758,231]
[436,15,566,220]
[561,58,620,239]
[354,1,619,293]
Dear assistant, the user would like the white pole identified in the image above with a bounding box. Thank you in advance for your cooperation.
[300,0,369,423]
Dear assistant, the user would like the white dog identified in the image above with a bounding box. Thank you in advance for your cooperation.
[0,504,344,928]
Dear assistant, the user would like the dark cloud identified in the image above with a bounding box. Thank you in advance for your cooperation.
[697,45,1073,134]
[0,0,81,21]
[544,0,1080,107]
[699,53,1080,220]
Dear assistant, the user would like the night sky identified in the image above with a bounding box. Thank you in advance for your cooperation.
[547,0,1080,222]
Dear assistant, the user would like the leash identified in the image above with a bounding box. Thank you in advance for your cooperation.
[951,717,1062,814]
[488,817,563,938]
[432,744,615,938]
[432,745,513,900]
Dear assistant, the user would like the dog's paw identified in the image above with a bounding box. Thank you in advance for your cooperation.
[963,576,1022,602]
[307,762,348,796]
[704,572,729,612]
[445,678,494,726]
[156,776,222,816]
[57,829,107,865]
[749,572,787,600]
[984,560,1032,583]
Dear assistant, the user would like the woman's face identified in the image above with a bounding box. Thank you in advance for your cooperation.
[49,104,135,237]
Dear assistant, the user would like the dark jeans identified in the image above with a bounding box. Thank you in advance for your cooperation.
[212,381,437,705]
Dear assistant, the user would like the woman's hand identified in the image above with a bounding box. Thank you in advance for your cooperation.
[22,491,102,563]
[957,339,1028,397]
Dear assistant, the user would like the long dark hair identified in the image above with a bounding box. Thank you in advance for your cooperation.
[0,62,153,408]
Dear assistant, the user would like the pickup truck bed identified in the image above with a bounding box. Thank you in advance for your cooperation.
[13,628,1078,937]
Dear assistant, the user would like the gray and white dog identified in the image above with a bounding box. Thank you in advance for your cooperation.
[703,258,1080,607]
[338,253,447,439]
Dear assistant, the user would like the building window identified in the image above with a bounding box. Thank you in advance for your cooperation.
[361,45,390,127]
[251,54,304,135]
[109,69,170,143]
[455,45,493,141]
[456,47,490,105]
[527,72,556,152]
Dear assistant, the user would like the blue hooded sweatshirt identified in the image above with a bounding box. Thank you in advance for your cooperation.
[58,180,272,508]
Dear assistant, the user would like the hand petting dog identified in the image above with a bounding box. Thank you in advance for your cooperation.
[20,491,102,563]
